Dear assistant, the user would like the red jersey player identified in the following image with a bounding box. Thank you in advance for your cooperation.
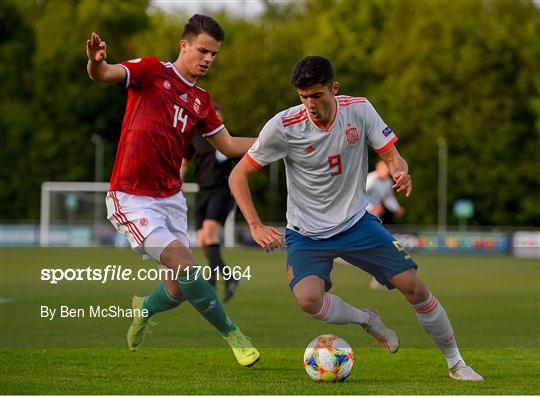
[86,14,259,367]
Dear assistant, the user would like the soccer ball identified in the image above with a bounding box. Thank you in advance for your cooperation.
[303,334,354,382]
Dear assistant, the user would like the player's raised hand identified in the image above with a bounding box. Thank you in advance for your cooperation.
[392,171,413,197]
[250,223,284,252]
[86,32,107,63]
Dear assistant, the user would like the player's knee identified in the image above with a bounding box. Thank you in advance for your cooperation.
[202,231,215,245]
[195,229,206,248]
[295,293,323,314]
[202,221,221,244]
[401,280,429,305]
[160,243,196,273]
[391,269,429,304]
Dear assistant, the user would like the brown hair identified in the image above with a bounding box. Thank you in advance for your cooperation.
[291,56,335,88]
[182,14,225,42]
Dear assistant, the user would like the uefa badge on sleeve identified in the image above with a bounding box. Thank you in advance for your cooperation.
[382,126,393,137]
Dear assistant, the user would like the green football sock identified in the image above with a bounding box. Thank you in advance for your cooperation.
[178,271,236,336]
[143,282,183,317]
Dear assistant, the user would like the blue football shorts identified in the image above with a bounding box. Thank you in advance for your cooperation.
[284,212,417,291]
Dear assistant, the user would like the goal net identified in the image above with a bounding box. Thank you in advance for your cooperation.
[39,182,236,247]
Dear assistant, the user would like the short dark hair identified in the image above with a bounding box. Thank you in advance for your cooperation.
[290,56,335,88]
[182,14,225,42]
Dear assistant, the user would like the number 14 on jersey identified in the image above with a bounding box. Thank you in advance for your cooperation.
[173,104,188,133]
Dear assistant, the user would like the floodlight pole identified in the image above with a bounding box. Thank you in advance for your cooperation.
[437,137,448,233]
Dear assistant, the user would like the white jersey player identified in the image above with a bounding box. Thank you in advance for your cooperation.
[366,160,405,219]
[245,95,396,238]
[229,56,483,381]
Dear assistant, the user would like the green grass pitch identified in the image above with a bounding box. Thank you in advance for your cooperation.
[1,247,539,394]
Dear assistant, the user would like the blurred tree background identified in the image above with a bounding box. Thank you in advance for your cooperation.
[1,0,538,226]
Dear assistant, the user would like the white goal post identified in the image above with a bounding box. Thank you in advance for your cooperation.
[40,182,236,247]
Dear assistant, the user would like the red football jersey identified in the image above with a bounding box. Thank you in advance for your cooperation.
[109,56,223,197]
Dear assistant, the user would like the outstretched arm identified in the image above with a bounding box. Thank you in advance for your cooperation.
[86,32,126,84]
[229,157,283,252]
[378,145,413,197]
[206,128,255,158]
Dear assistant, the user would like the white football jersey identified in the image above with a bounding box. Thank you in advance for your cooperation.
[366,171,401,213]
[247,96,398,239]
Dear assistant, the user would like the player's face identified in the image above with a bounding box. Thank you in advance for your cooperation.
[179,33,221,80]
[297,82,339,128]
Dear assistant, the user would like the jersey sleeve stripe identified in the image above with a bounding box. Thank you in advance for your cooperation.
[374,136,398,153]
[118,64,130,88]
[282,108,306,118]
[245,153,263,170]
[337,95,366,103]
[281,109,307,122]
[338,99,367,106]
[339,99,367,104]
[283,114,308,127]
[201,124,225,138]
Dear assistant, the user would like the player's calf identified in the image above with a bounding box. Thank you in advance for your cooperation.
[412,292,465,369]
